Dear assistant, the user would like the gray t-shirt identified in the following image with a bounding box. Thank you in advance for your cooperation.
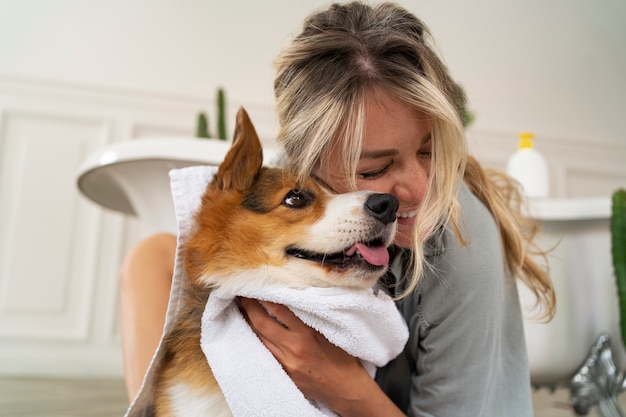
[376,183,533,417]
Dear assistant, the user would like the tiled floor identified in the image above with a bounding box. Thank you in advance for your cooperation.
[0,377,625,417]
[533,387,593,417]
[0,377,129,417]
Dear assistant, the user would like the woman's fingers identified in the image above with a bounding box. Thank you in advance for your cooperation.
[237,297,320,359]
[238,297,299,361]
[237,298,293,346]
[238,297,306,331]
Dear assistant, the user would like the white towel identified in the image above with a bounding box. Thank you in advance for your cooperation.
[203,284,408,417]
[125,165,409,417]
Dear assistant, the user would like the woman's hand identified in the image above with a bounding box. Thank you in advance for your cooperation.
[237,297,361,401]
[237,297,405,417]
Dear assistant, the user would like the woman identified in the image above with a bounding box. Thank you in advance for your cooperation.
[120,2,555,416]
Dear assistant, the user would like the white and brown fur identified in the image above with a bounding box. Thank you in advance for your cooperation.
[153,108,398,416]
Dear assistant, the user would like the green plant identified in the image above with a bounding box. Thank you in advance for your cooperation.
[451,83,475,129]
[460,105,475,129]
[196,87,227,140]
[612,188,626,348]
[196,113,210,138]
[216,88,226,140]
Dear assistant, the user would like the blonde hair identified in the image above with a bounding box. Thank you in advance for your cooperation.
[274,1,555,319]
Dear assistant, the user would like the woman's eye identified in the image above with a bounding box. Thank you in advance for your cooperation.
[359,164,391,179]
[418,149,432,159]
[282,190,313,208]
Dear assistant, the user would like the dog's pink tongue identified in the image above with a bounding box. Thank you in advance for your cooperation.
[355,243,389,266]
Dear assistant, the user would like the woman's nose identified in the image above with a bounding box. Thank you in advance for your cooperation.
[392,160,428,202]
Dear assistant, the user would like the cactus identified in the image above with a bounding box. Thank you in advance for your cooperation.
[195,87,227,140]
[216,88,227,140]
[196,112,210,138]
[612,188,626,349]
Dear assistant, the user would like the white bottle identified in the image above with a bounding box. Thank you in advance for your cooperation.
[506,131,549,198]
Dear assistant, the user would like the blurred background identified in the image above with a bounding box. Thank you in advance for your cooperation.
[0,0,624,415]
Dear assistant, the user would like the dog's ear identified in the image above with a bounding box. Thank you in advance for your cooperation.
[213,107,263,191]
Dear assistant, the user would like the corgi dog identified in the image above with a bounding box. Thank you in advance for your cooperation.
[153,108,399,416]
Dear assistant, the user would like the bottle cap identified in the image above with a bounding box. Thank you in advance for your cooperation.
[518,131,535,149]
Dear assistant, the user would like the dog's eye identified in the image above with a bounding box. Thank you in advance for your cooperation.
[282,190,313,209]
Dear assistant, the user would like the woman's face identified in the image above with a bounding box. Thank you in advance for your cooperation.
[318,91,432,248]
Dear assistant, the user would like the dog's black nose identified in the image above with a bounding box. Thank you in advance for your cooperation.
[365,193,399,225]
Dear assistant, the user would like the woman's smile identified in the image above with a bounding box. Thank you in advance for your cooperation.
[397,208,417,226]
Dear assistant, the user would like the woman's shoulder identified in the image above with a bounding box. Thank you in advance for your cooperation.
[416,182,510,315]
[425,181,500,262]
[457,181,498,229]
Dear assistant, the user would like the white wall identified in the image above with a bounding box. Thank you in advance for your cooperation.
[2,0,624,148]
[420,0,626,145]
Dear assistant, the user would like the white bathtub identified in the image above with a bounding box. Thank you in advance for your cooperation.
[521,198,623,387]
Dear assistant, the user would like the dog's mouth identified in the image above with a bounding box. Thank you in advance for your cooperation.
[286,239,389,270]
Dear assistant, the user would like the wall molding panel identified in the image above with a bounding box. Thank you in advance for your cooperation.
[0,110,109,341]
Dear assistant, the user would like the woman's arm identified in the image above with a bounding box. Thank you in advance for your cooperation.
[238,297,405,417]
